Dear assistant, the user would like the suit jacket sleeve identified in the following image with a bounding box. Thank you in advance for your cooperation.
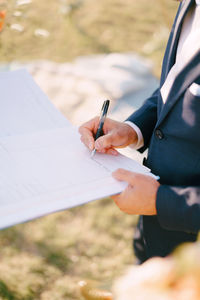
[156,185,200,234]
[126,88,159,153]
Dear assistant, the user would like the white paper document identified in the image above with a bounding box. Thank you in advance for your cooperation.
[0,69,70,137]
[0,69,157,229]
[0,127,156,229]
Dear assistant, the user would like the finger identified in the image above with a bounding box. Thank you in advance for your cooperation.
[79,127,95,150]
[112,168,137,185]
[79,117,99,133]
[105,148,119,156]
[95,133,117,151]
[80,134,94,150]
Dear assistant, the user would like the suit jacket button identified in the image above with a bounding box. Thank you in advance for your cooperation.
[155,129,164,140]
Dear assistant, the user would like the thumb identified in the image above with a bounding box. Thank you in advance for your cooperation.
[112,169,137,185]
[95,132,117,150]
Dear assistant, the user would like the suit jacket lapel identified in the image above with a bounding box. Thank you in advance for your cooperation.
[161,0,194,84]
[157,51,200,127]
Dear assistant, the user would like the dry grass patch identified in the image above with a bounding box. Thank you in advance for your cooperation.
[0,199,137,299]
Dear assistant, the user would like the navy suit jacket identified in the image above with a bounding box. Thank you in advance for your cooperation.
[127,0,200,261]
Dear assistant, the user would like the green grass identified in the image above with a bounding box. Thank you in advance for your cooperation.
[0,1,180,299]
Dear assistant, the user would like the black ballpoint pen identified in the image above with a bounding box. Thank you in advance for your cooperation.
[91,99,110,157]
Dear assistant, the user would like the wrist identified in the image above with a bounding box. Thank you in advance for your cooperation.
[124,121,144,149]
[126,124,138,144]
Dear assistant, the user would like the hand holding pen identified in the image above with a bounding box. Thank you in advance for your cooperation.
[79,101,138,156]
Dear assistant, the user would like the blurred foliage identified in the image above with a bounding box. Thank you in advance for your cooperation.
[0,0,179,76]
[0,199,137,299]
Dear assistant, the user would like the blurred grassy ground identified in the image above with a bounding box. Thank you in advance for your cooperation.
[1,0,178,76]
[0,200,137,300]
[0,1,179,299]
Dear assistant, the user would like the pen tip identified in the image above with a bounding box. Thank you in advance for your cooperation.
[91,149,96,158]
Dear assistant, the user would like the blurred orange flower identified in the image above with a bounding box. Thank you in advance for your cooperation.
[0,10,6,32]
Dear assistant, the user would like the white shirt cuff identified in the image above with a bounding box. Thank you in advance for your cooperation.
[125,121,144,150]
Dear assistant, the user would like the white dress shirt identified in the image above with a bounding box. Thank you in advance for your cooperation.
[126,0,200,149]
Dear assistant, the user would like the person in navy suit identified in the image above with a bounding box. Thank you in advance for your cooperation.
[79,0,200,263]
